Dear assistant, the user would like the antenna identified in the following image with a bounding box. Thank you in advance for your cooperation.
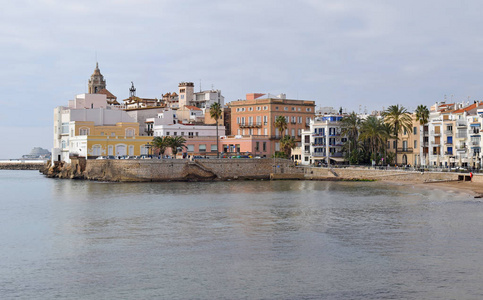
[199,79,202,92]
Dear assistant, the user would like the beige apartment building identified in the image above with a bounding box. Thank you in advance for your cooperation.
[228,93,315,154]
[387,114,422,166]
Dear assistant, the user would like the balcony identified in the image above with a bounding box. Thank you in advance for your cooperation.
[397,147,413,153]
[445,130,453,135]
[312,153,326,157]
[444,141,453,145]
[456,122,467,128]
[431,130,441,136]
[422,142,429,147]
[445,151,453,155]
[423,131,429,136]
[311,143,326,147]
[457,148,467,153]
[456,133,467,138]
[239,122,262,128]
[472,141,481,146]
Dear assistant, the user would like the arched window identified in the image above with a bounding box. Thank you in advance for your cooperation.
[61,140,67,149]
[79,127,90,135]
[125,128,135,137]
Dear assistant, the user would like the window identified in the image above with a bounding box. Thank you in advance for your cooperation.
[264,128,268,135]
[413,127,417,135]
[237,108,240,112]
[108,145,113,155]
[284,107,288,111]
[199,144,206,152]
[125,128,135,137]
[188,132,194,137]
[61,123,69,134]
[256,116,261,124]
[275,106,279,110]
[263,106,268,110]
[166,132,170,136]
[181,132,184,136]
[275,142,280,151]
[174,132,177,136]
[100,132,104,136]
[92,145,101,156]
[237,117,240,124]
[187,144,194,152]
[263,116,268,124]
[414,140,417,148]
[393,141,397,149]
[111,132,115,137]
[306,108,311,112]
[263,142,267,151]
[255,142,260,151]
[298,117,302,124]
[196,132,199,137]
[291,129,295,137]
[129,146,134,156]
[257,107,261,111]
[249,107,253,111]
[61,140,67,149]
[211,144,217,152]
[291,107,295,111]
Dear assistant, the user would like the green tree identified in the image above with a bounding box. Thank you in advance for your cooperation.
[340,112,361,163]
[152,136,170,156]
[415,104,430,166]
[167,136,186,159]
[274,116,288,138]
[359,116,388,162]
[209,102,223,158]
[382,104,413,165]
[280,135,296,158]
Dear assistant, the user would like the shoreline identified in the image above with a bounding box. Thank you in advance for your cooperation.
[382,178,482,198]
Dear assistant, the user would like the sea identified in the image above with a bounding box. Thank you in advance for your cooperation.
[1,170,483,299]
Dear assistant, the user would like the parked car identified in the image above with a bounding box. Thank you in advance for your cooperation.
[96,156,108,160]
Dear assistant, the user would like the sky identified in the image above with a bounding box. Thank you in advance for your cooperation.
[1,0,483,158]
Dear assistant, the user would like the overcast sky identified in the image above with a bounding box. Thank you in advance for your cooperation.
[1,0,483,158]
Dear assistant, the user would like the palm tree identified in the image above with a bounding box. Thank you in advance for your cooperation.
[152,136,170,157]
[340,112,360,163]
[209,102,223,158]
[167,136,186,159]
[280,135,296,158]
[415,105,430,166]
[274,116,288,138]
[359,116,387,162]
[382,104,413,166]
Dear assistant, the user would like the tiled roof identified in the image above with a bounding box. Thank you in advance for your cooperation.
[97,88,116,99]
[184,105,202,111]
[453,103,481,114]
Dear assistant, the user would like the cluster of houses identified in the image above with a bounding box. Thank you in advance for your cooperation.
[52,63,483,169]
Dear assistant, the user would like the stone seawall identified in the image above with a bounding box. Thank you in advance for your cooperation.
[0,162,45,170]
[305,167,462,182]
[43,158,301,182]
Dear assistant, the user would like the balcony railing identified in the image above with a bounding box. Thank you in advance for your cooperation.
[422,142,429,147]
[444,151,453,155]
[423,131,429,136]
[431,130,441,136]
[444,141,453,145]
[456,133,467,138]
[445,130,453,135]
[472,141,481,145]
[397,147,413,153]
[239,122,262,128]
[456,122,467,127]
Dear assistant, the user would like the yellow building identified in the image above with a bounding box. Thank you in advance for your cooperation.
[70,121,153,158]
[387,114,421,166]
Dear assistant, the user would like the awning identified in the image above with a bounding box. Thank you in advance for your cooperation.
[330,157,346,162]
[471,123,481,127]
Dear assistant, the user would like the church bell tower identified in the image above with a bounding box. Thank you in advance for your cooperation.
[88,62,106,94]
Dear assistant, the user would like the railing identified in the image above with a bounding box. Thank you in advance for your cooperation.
[422,142,429,147]
[444,151,453,155]
[444,141,453,145]
[472,141,480,145]
[397,147,413,153]
[456,122,467,127]
[431,130,441,136]
[423,131,429,136]
[445,130,453,135]
[239,122,262,128]
[456,133,467,138]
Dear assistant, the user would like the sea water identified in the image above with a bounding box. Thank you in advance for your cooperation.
[1,170,482,299]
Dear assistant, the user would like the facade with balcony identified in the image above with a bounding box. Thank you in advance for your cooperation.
[300,115,346,165]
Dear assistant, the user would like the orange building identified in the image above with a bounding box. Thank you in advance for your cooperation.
[228,94,315,154]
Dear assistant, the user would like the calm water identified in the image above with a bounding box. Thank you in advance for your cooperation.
[1,171,483,299]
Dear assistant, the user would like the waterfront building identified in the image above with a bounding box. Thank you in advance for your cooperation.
[300,114,346,165]
[228,93,315,155]
[52,93,151,163]
[387,114,422,166]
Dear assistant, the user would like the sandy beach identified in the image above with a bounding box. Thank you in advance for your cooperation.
[386,179,483,198]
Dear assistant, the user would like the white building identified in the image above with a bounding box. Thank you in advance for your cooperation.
[149,110,225,138]
[178,82,224,109]
[300,115,346,165]
[52,94,137,163]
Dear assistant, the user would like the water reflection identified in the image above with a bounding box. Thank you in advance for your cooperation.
[2,171,483,299]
